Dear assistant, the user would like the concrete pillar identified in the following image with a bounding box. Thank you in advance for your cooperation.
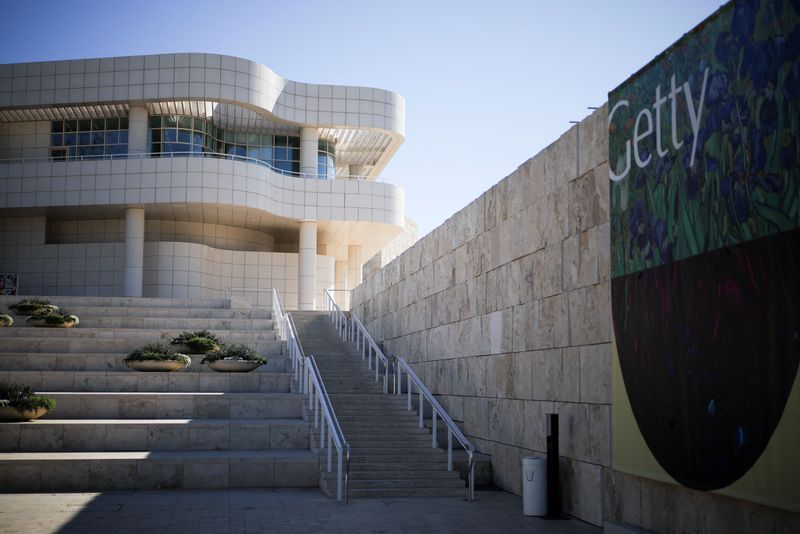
[347,245,363,290]
[128,106,148,155]
[300,127,319,177]
[348,164,367,179]
[335,260,348,309]
[123,207,145,297]
[298,220,317,310]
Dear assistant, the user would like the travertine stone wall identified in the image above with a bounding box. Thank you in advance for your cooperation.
[352,106,610,524]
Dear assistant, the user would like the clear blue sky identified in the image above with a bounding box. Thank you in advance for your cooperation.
[0,0,723,238]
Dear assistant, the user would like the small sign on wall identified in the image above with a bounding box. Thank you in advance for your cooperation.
[1,274,18,295]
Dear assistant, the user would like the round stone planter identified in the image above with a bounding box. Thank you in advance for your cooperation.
[28,319,77,328]
[208,360,263,373]
[0,405,48,422]
[170,343,220,355]
[11,305,49,316]
[125,360,188,372]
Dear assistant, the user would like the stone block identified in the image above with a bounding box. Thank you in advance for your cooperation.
[466,356,487,397]
[73,371,106,392]
[521,400,553,452]
[568,168,605,234]
[588,404,611,466]
[531,244,562,299]
[188,423,229,450]
[568,282,611,346]
[230,422,270,449]
[270,423,308,449]
[560,458,603,526]
[89,460,137,490]
[579,343,611,404]
[598,221,611,282]
[603,468,643,528]
[1,461,41,491]
[543,125,578,186]
[0,424,20,451]
[136,458,184,489]
[20,424,63,452]
[193,395,229,418]
[41,460,89,491]
[229,457,274,488]
[274,457,317,487]
[183,459,228,488]
[137,373,168,392]
[463,395,489,439]
[148,424,188,449]
[106,373,138,392]
[506,255,533,308]
[155,395,193,418]
[63,422,106,451]
[105,423,147,450]
[513,294,569,352]
[578,104,608,174]
[119,395,156,418]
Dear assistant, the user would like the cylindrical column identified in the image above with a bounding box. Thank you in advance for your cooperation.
[123,207,145,297]
[348,164,367,179]
[300,127,319,177]
[298,220,317,310]
[347,244,363,289]
[128,106,148,155]
[335,260,347,309]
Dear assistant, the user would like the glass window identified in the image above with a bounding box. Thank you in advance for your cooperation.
[51,134,63,146]
[106,131,119,144]
[79,119,91,131]
[120,117,128,130]
[163,129,177,142]
[288,136,299,148]
[51,121,63,133]
[274,135,287,147]
[149,116,161,129]
[107,118,119,130]
[260,134,272,146]
[78,132,91,145]
[64,133,76,146]
[119,131,128,144]
[163,115,176,128]
[64,120,77,133]
[274,147,287,160]
[178,129,191,143]
[289,148,299,161]
[92,132,104,145]
[92,119,105,131]
[178,116,192,129]
[192,132,203,146]
[235,132,246,144]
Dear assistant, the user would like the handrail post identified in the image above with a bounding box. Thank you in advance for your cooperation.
[432,410,437,448]
[419,390,424,429]
[337,449,343,501]
[327,427,332,470]
[447,430,453,471]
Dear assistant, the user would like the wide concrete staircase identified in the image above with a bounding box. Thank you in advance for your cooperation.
[292,311,467,498]
[0,296,317,491]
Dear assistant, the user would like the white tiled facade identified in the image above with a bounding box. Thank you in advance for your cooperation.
[0,54,407,309]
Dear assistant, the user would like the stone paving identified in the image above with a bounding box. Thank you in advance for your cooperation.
[0,488,601,533]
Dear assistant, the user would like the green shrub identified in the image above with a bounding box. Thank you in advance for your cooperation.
[170,330,221,353]
[26,308,79,325]
[8,298,54,315]
[0,314,13,327]
[202,343,266,365]
[124,343,192,367]
[0,383,56,414]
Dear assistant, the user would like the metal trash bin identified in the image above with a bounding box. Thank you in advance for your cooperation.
[522,456,547,516]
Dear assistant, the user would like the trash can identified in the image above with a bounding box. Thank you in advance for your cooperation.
[522,456,547,516]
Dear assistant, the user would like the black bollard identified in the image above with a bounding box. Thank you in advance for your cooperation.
[546,413,561,518]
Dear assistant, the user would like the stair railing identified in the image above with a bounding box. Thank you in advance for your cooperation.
[287,312,350,502]
[272,289,305,393]
[324,289,389,394]
[394,356,475,502]
[305,354,350,503]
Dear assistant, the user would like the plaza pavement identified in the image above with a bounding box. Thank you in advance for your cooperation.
[0,488,601,533]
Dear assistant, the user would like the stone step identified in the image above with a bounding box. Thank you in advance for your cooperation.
[326,470,461,480]
[0,352,289,373]
[337,478,465,490]
[348,454,448,464]
[0,418,308,452]
[344,487,467,498]
[0,328,277,341]
[336,414,420,423]
[347,460,451,470]
[348,447,446,456]
[346,438,434,447]
[0,295,237,309]
[8,307,272,321]
[0,338,282,354]
[60,317,274,330]
[39,392,303,419]
[0,450,317,491]
[2,370,291,393]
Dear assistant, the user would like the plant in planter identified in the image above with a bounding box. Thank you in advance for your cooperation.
[0,314,13,327]
[0,382,56,421]
[26,308,80,328]
[8,298,56,316]
[124,343,192,372]
[202,343,267,373]
[170,330,222,354]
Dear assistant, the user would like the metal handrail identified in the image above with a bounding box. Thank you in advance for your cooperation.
[324,289,389,394]
[286,311,350,502]
[0,152,386,182]
[394,356,475,502]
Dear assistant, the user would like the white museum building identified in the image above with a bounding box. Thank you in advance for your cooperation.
[0,53,407,309]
